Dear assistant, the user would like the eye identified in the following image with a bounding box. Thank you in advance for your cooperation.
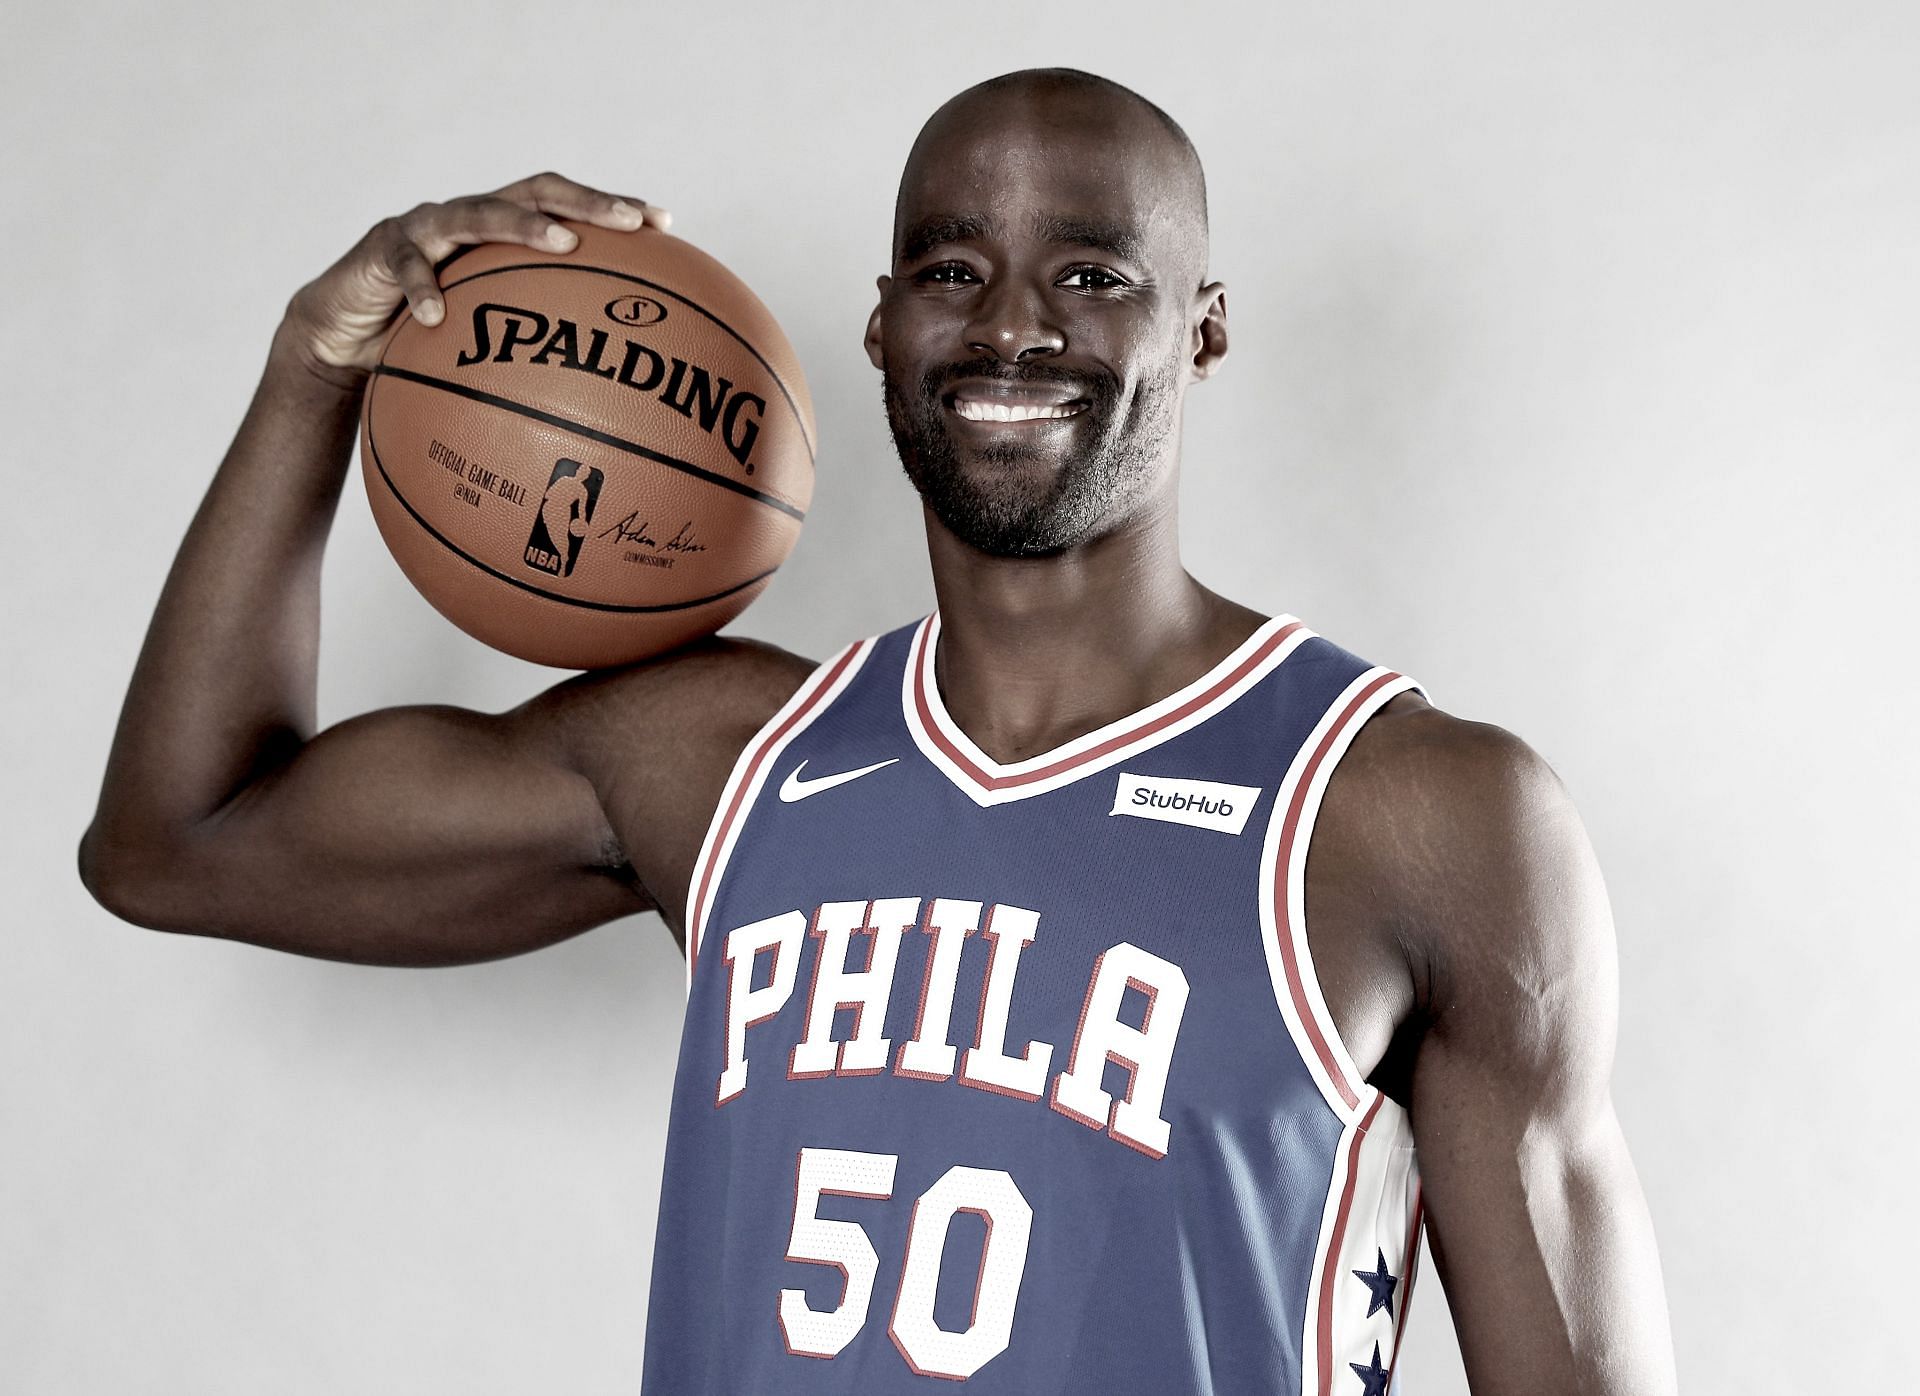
[1059,266,1129,291]
[916,262,978,285]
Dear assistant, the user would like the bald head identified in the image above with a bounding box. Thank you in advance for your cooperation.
[867,69,1230,558]
[892,68,1210,292]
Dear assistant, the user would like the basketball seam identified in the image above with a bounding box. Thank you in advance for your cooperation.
[363,372,785,616]
[371,364,807,522]
[434,259,818,463]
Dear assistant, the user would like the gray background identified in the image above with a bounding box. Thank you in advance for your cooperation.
[6,2,1914,1391]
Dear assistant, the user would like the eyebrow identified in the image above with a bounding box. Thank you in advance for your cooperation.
[899,214,993,265]
[898,211,1149,268]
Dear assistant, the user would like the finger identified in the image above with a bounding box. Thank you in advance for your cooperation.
[498,170,673,233]
[382,231,446,325]
[606,192,672,233]
[399,195,583,263]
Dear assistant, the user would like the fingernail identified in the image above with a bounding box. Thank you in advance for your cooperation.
[417,299,442,324]
[548,224,577,248]
[610,200,645,226]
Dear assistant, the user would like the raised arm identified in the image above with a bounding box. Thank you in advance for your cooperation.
[77,173,811,966]
[1397,721,1679,1393]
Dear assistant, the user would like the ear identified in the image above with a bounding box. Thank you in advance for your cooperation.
[1187,280,1228,382]
[864,274,891,372]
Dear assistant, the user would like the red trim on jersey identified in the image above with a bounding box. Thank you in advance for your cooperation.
[1388,1181,1425,1375]
[1316,1092,1385,1396]
[910,615,1307,792]
[1272,670,1407,1111]
[688,642,865,984]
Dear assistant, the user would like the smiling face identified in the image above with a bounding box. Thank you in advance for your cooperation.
[866,76,1225,558]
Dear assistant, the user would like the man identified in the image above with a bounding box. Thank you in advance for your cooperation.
[79,67,1678,1394]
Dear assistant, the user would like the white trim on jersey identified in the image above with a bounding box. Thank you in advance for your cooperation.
[683,636,878,995]
[1255,661,1431,1395]
[1298,1091,1424,1396]
[1255,665,1430,1123]
[902,610,1316,808]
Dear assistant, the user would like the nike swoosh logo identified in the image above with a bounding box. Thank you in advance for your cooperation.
[778,757,900,803]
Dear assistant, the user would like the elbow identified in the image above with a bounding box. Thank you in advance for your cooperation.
[77,819,190,932]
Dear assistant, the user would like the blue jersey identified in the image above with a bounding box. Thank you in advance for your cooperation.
[642,611,1429,1395]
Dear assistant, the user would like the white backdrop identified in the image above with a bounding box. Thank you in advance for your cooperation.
[6,2,1915,1391]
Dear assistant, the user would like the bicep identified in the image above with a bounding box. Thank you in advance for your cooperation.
[1404,729,1677,1393]
[98,635,817,967]
[173,699,652,964]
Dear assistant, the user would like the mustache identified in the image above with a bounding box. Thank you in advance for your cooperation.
[918,357,1114,403]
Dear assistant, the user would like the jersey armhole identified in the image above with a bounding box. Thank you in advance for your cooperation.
[682,635,879,996]
[1255,666,1428,1123]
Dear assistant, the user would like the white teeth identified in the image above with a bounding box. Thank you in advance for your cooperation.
[952,398,1082,423]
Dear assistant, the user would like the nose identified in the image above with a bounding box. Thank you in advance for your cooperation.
[963,276,1066,363]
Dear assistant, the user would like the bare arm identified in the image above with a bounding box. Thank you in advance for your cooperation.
[77,173,808,965]
[1398,722,1678,1393]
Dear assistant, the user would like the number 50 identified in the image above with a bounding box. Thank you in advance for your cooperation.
[779,1146,1034,1381]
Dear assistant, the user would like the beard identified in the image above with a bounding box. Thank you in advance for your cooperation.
[882,352,1181,558]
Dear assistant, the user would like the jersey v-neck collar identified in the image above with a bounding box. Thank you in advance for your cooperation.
[900,609,1315,807]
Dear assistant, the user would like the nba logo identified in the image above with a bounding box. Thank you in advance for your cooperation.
[523,458,604,577]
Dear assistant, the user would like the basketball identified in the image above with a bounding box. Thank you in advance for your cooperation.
[358,220,814,669]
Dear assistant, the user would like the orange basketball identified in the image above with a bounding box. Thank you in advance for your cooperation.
[359,220,814,669]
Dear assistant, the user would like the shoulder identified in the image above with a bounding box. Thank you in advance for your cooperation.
[1324,691,1611,1018]
[1357,687,1567,805]
[502,637,825,850]
[519,635,821,757]
[525,616,923,782]
[1328,689,1573,857]
[501,636,828,932]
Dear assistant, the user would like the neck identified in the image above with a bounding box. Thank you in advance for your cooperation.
[922,483,1263,766]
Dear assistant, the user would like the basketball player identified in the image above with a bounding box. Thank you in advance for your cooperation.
[540,461,593,550]
[79,68,1679,1394]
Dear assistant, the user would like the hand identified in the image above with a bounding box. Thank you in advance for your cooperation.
[279,171,672,389]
